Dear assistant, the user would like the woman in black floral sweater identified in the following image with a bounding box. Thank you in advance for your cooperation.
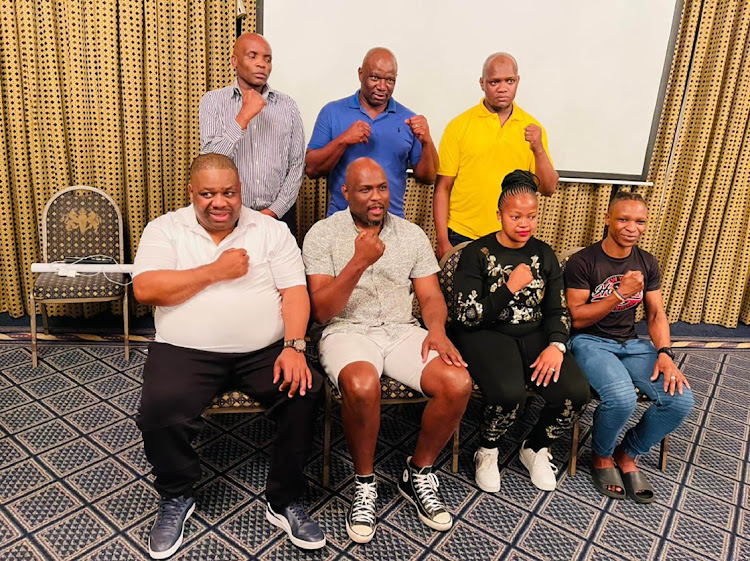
[451,170,589,492]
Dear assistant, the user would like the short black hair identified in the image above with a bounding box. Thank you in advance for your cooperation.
[497,170,539,210]
[608,190,646,211]
[189,153,238,182]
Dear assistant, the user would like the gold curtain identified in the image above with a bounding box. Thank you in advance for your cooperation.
[644,0,750,326]
[0,0,237,318]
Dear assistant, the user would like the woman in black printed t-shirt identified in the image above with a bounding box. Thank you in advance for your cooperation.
[451,170,590,492]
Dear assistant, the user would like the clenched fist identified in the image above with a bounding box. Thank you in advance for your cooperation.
[524,124,543,154]
[213,248,249,281]
[342,120,371,145]
[617,270,644,299]
[405,115,432,144]
[236,88,267,129]
[353,230,385,268]
[506,263,534,293]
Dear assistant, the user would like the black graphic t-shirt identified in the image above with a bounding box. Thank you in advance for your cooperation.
[564,241,660,342]
[452,234,570,343]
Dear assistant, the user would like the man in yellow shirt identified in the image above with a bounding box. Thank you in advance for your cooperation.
[434,53,559,258]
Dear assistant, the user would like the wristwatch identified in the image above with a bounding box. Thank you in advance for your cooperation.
[657,347,675,359]
[549,342,567,354]
[283,339,307,353]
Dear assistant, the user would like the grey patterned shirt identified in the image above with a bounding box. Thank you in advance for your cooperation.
[302,211,440,340]
[199,81,305,218]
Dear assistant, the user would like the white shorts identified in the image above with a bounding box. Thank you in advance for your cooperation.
[318,325,440,395]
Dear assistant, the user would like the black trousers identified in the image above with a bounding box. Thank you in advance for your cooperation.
[136,340,323,507]
[452,328,590,450]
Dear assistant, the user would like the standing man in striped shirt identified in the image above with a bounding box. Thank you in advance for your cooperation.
[200,33,304,237]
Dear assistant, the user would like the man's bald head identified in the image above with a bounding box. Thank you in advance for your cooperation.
[358,48,398,110]
[232,33,272,91]
[343,158,390,227]
[482,52,518,78]
[190,153,239,183]
[361,47,398,72]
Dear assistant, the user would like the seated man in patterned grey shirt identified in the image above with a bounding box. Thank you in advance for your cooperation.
[302,158,471,544]
[199,33,304,236]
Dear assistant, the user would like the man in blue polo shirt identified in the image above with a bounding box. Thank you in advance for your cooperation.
[305,47,438,218]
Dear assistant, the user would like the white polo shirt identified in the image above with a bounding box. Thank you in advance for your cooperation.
[133,205,306,353]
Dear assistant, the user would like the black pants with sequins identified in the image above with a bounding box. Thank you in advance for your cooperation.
[452,328,590,451]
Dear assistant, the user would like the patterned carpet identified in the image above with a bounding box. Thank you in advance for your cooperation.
[0,338,747,560]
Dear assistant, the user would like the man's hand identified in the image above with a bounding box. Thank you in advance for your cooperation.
[436,239,454,261]
[530,345,563,387]
[405,115,432,144]
[651,354,690,396]
[618,270,644,299]
[342,120,371,145]
[524,124,544,154]
[273,348,313,398]
[506,263,534,293]
[236,88,267,129]
[212,248,249,281]
[260,209,278,219]
[353,230,385,268]
[421,327,468,366]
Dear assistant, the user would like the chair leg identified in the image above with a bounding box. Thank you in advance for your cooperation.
[323,383,332,487]
[452,424,460,474]
[123,291,130,363]
[30,295,38,368]
[569,419,580,476]
[40,303,49,335]
[659,435,669,472]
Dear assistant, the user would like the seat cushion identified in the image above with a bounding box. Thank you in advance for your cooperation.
[209,391,263,410]
[33,272,126,300]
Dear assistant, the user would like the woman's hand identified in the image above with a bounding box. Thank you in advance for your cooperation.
[530,345,564,387]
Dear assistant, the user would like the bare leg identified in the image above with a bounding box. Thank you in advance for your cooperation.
[592,451,623,493]
[412,359,471,468]
[339,362,381,475]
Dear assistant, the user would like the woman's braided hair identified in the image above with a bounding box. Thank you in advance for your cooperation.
[497,170,540,210]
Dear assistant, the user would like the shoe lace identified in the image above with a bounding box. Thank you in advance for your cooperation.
[286,501,314,526]
[412,471,445,514]
[534,448,559,474]
[155,498,187,529]
[475,450,496,471]
[351,480,378,524]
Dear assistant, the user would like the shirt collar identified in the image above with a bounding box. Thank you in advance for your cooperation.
[231,79,275,102]
[348,90,396,114]
[476,98,520,121]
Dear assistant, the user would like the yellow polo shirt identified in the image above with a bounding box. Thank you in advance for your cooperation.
[437,100,553,239]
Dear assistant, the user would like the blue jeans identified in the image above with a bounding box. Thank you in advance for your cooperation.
[569,334,694,458]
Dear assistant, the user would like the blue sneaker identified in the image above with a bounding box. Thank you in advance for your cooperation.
[266,501,326,550]
[148,495,195,559]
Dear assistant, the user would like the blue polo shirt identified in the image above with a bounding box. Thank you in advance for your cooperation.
[308,91,423,218]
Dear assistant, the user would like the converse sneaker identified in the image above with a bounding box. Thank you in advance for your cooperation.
[266,501,326,550]
[148,495,195,559]
[474,447,500,492]
[398,457,452,531]
[347,475,378,543]
[519,440,559,491]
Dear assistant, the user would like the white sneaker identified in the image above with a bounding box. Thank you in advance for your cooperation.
[519,440,559,491]
[474,447,500,492]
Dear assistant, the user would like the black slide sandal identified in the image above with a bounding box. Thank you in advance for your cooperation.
[591,467,626,499]
[621,470,655,504]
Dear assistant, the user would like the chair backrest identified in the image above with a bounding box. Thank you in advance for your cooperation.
[438,241,471,324]
[557,246,585,273]
[41,186,124,264]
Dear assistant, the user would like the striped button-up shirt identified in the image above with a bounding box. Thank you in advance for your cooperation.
[199,81,305,218]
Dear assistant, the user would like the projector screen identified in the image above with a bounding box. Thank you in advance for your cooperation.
[260,0,681,181]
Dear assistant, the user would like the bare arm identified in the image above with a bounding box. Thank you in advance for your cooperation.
[644,290,671,350]
[412,139,438,185]
[279,284,310,340]
[533,147,559,196]
[133,248,248,307]
[413,274,467,366]
[565,287,621,330]
[433,174,455,259]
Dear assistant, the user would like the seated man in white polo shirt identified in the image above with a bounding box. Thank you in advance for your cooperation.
[133,154,325,559]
